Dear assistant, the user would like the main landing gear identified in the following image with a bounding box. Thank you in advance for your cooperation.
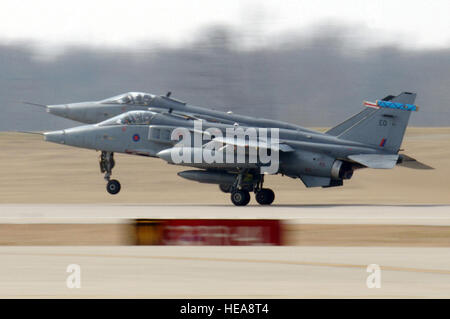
[225,171,275,206]
[255,188,275,205]
[100,151,121,195]
[230,189,251,206]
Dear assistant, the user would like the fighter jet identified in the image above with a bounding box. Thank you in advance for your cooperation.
[25,91,310,131]
[42,91,432,206]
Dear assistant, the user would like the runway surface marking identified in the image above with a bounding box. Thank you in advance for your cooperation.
[1,204,449,225]
[1,251,449,276]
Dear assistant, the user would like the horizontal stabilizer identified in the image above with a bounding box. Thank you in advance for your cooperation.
[397,154,434,170]
[348,154,399,169]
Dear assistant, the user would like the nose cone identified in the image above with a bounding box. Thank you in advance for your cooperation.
[44,125,97,149]
[63,125,96,149]
[44,130,65,144]
[46,102,103,123]
[47,104,68,118]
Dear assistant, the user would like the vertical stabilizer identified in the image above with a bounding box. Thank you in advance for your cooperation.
[335,92,417,153]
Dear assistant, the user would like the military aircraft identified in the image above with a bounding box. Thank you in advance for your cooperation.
[41,91,432,206]
[25,91,309,131]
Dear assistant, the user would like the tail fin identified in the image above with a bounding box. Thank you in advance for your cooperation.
[328,92,417,153]
[325,108,376,136]
[326,94,396,136]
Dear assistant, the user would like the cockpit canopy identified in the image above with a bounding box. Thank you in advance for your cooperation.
[99,111,156,126]
[101,92,155,106]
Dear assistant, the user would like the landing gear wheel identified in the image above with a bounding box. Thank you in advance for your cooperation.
[106,179,121,195]
[230,190,251,206]
[219,184,232,193]
[255,188,275,205]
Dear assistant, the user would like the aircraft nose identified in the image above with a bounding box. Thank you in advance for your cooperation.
[44,130,65,144]
[47,104,68,117]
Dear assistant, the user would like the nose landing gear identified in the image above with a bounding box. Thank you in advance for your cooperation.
[106,179,121,195]
[100,151,121,195]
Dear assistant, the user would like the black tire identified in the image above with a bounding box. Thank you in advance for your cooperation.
[106,179,121,195]
[219,184,232,193]
[255,188,275,205]
[230,190,251,206]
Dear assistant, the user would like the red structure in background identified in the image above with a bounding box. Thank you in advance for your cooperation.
[135,219,282,246]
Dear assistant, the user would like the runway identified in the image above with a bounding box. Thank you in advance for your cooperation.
[0,204,448,297]
[1,204,449,225]
[1,80,449,298]
[1,246,449,298]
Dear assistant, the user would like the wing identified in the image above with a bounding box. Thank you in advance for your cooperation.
[212,136,295,152]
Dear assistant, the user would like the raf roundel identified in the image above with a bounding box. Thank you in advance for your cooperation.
[132,134,140,142]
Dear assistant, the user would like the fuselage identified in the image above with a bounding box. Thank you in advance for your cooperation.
[45,92,314,133]
[44,110,386,180]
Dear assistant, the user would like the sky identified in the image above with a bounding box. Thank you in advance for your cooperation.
[1,1,450,130]
[1,0,450,55]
